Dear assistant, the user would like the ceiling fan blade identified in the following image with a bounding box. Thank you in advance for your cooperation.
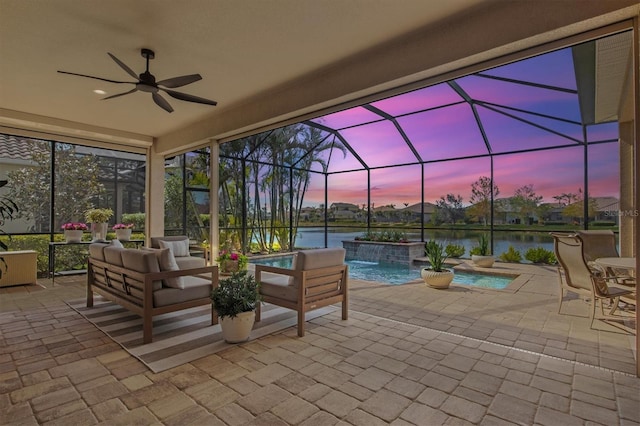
[57,70,134,85]
[107,52,139,80]
[102,88,138,100]
[152,93,174,113]
[157,74,202,88]
[163,88,218,106]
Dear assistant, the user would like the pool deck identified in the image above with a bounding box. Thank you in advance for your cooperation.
[0,261,638,425]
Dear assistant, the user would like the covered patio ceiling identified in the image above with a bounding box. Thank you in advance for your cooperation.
[221,30,632,174]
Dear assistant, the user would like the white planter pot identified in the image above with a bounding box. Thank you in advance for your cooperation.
[220,311,255,343]
[64,230,84,243]
[472,255,495,268]
[115,229,132,241]
[420,268,454,289]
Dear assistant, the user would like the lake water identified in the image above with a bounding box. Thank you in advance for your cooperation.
[293,227,555,258]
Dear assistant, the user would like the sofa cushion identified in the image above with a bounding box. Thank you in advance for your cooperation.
[175,256,206,270]
[142,247,184,289]
[158,239,190,257]
[295,248,346,270]
[103,246,125,266]
[88,243,109,261]
[153,276,212,307]
[120,249,163,292]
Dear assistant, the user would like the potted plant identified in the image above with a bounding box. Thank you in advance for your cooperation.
[112,223,134,241]
[84,208,114,242]
[61,222,88,243]
[216,250,248,275]
[211,270,261,343]
[470,234,495,268]
[420,240,454,289]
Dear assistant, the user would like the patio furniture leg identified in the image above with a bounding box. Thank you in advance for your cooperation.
[297,307,305,337]
[556,268,565,314]
[255,302,262,323]
[608,297,621,316]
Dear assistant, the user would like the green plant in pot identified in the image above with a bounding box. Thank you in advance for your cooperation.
[421,240,454,289]
[470,234,495,267]
[211,270,261,343]
[84,208,114,242]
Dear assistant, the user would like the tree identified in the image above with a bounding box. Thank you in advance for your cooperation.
[7,142,104,231]
[435,193,465,224]
[553,191,580,207]
[219,124,345,253]
[468,176,499,225]
[561,189,598,223]
[510,184,542,225]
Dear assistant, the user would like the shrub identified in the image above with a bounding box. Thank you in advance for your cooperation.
[211,270,261,318]
[470,234,490,256]
[499,246,522,263]
[424,240,448,272]
[445,243,465,258]
[355,230,408,243]
[121,213,145,230]
[590,221,617,227]
[525,247,556,264]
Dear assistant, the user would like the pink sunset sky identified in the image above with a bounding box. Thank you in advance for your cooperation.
[300,46,620,208]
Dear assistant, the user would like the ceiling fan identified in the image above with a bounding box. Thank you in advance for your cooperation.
[58,48,217,113]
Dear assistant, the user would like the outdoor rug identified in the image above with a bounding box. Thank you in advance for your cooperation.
[66,296,336,373]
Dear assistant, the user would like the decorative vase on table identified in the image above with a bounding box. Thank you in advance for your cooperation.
[64,230,84,243]
[91,223,108,242]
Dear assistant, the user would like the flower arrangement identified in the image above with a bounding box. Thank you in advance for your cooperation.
[84,208,114,223]
[216,250,248,271]
[61,222,88,231]
[112,223,134,230]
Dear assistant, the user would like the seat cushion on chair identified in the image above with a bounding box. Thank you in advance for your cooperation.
[260,276,298,302]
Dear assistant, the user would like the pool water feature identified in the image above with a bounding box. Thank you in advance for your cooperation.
[250,256,514,289]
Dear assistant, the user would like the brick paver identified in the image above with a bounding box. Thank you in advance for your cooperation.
[0,266,638,424]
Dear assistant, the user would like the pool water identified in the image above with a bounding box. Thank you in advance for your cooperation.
[250,256,514,289]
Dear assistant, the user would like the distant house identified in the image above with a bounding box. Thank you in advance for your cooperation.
[402,202,437,223]
[329,202,360,221]
[563,197,620,224]
[539,202,565,223]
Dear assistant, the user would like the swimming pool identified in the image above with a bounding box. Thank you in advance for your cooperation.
[250,256,514,289]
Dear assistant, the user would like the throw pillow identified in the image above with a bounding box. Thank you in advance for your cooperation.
[143,247,184,289]
[158,239,190,257]
[111,239,124,248]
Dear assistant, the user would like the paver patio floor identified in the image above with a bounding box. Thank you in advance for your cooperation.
[0,261,638,425]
